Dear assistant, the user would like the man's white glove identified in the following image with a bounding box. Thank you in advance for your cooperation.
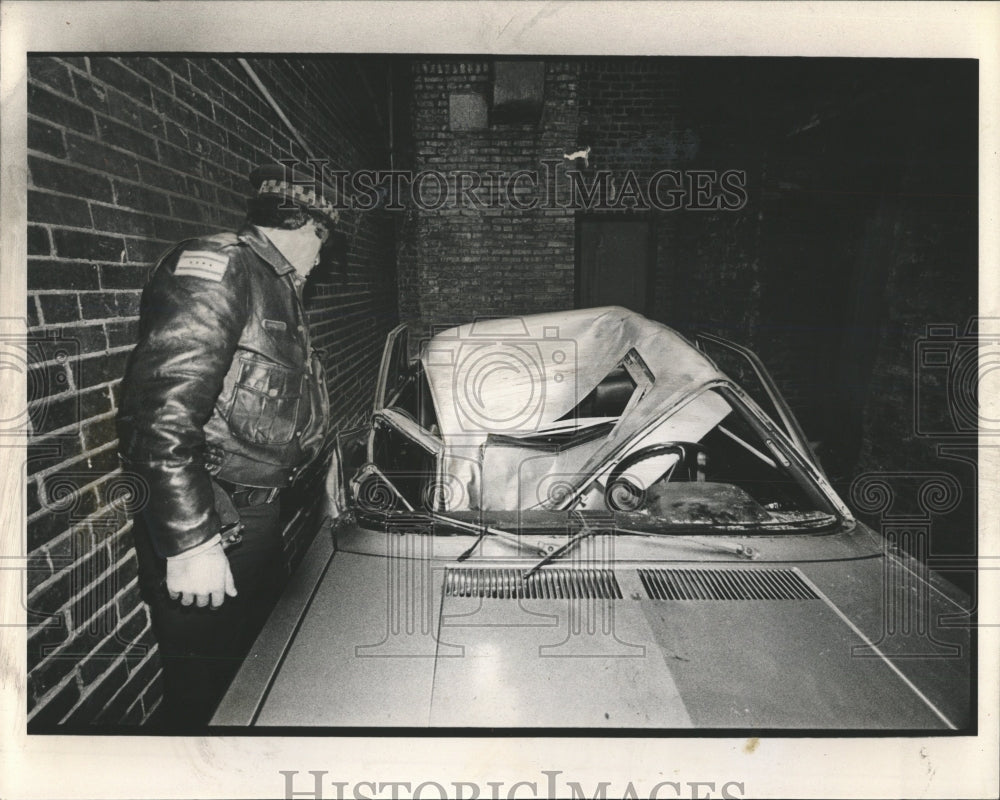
[165,535,238,609]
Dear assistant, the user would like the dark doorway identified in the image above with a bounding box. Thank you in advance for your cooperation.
[576,217,654,314]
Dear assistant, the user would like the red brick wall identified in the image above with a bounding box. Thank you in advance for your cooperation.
[25,55,397,727]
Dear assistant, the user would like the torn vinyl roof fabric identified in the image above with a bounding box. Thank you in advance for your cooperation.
[421,306,724,510]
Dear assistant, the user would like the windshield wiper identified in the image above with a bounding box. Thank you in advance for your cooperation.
[436,513,552,559]
[522,519,758,579]
[522,513,607,579]
[352,465,552,558]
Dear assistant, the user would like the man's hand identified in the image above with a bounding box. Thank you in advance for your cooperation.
[165,537,238,608]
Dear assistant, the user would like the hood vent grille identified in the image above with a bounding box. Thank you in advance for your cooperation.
[444,568,622,600]
[639,567,817,601]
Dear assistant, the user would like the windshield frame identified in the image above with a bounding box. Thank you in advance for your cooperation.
[551,378,855,529]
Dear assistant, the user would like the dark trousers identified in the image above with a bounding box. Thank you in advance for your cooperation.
[134,500,284,729]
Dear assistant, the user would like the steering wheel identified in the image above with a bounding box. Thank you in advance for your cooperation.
[604,441,710,511]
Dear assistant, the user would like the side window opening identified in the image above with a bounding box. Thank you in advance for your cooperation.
[392,364,438,433]
[695,332,814,460]
[558,348,652,422]
[365,322,443,514]
[369,419,439,512]
[382,358,411,410]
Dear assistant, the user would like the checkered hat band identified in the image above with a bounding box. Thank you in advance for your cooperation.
[258,179,337,214]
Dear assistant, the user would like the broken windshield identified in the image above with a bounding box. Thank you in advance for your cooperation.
[568,386,839,529]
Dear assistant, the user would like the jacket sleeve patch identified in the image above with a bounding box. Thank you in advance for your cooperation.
[173,250,231,281]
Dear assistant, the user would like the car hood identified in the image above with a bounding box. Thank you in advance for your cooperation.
[237,527,970,731]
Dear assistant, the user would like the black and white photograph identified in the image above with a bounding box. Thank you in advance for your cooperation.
[1,2,998,799]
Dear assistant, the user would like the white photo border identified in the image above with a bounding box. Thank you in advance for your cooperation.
[1,2,998,799]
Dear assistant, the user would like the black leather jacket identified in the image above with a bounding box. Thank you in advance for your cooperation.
[118,226,329,557]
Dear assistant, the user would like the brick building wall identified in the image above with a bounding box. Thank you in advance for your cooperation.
[398,59,580,341]
[579,58,687,327]
[25,55,397,728]
[399,57,752,339]
[851,65,978,476]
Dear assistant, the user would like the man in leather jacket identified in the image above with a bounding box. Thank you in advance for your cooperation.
[117,164,336,727]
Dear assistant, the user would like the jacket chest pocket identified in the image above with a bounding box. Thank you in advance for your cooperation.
[227,355,304,445]
[259,316,307,365]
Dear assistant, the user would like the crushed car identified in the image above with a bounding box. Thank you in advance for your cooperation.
[212,306,971,730]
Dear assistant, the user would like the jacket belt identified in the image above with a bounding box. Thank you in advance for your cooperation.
[215,478,281,508]
[211,451,304,489]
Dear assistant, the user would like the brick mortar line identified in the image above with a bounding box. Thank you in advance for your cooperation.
[27,344,135,364]
[142,693,162,721]
[26,323,133,343]
[28,525,130,594]
[27,598,149,723]
[87,647,161,725]
[124,690,145,721]
[62,551,138,634]
[27,321,136,338]
[26,663,79,724]
[32,523,136,581]
[27,389,117,419]
[36,532,136,592]
[29,311,141,330]
[57,652,128,724]
[29,450,121,506]
[193,59,276,122]
[29,203,227,237]
[26,129,248,194]
[34,518,129,582]
[27,389,115,423]
[29,588,147,671]
[27,150,249,209]
[28,179,239,217]
[30,66,221,139]
[24,349,117,375]
[29,254,171,268]
[31,66,383,192]
[29,288,140,295]
[28,384,121,416]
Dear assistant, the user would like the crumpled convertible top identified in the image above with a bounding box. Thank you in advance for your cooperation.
[421,306,725,510]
